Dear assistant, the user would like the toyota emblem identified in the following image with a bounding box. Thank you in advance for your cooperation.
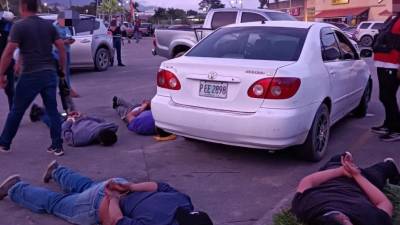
[208,72,218,80]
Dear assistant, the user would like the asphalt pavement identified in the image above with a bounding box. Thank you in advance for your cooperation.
[0,38,399,225]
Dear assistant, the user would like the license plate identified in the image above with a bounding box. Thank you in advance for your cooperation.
[199,81,228,99]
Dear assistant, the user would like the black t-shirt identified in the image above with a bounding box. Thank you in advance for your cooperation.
[292,177,392,225]
[109,26,122,39]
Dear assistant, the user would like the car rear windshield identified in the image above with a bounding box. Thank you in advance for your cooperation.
[264,12,296,21]
[186,27,308,61]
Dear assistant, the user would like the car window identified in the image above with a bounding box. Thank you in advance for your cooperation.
[334,30,358,60]
[241,12,267,23]
[321,27,341,61]
[359,23,371,29]
[264,12,296,21]
[186,27,308,61]
[211,12,238,29]
[371,23,384,30]
[74,19,100,35]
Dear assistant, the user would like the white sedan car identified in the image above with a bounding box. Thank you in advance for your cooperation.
[151,21,372,161]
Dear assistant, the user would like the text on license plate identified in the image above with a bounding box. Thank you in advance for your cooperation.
[199,81,228,99]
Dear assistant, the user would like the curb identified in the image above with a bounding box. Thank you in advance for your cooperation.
[253,192,295,225]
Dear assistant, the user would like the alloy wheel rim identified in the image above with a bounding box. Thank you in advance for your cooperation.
[98,52,108,69]
[315,115,329,153]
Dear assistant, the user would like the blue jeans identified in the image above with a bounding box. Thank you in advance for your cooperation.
[4,63,14,110]
[0,70,62,149]
[65,52,71,88]
[8,167,127,225]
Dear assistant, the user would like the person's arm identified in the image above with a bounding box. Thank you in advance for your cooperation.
[0,42,17,88]
[343,160,393,216]
[129,182,158,192]
[297,167,348,193]
[54,39,65,72]
[107,196,124,225]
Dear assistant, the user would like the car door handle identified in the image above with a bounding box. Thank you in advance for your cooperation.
[329,71,337,77]
[80,39,91,43]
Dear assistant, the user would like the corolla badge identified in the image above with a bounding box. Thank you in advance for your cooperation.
[208,72,218,80]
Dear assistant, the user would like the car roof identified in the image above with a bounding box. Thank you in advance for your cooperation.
[225,21,322,29]
[38,13,96,20]
[209,8,288,14]
[359,21,384,24]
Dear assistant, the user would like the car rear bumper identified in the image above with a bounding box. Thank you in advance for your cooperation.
[151,95,319,150]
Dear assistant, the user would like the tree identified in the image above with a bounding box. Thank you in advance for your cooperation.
[199,0,224,12]
[98,0,124,21]
[187,10,198,17]
[259,0,270,9]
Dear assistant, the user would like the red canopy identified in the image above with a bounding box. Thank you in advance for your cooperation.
[315,7,369,18]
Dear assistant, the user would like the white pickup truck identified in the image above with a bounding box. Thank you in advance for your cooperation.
[152,8,296,59]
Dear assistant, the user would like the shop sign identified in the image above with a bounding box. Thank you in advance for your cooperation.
[332,0,349,5]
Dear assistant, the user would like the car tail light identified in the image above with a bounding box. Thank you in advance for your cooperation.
[157,69,181,90]
[248,77,301,99]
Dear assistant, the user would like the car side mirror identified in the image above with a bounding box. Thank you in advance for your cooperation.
[323,48,341,61]
[360,49,373,58]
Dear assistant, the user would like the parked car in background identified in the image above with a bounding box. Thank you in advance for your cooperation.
[326,22,349,30]
[153,8,296,59]
[39,14,114,71]
[122,22,134,39]
[343,26,357,40]
[139,22,154,36]
[354,21,385,47]
[152,21,372,162]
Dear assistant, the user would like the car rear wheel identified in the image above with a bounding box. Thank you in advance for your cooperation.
[360,35,374,47]
[352,80,372,118]
[95,48,110,71]
[298,104,330,162]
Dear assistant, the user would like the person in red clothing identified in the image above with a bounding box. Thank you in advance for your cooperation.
[372,13,400,142]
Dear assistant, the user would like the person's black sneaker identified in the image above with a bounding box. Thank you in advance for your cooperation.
[118,63,125,67]
[0,175,20,200]
[381,132,400,142]
[0,144,10,153]
[47,146,56,153]
[29,104,44,122]
[371,125,389,135]
[384,158,400,185]
[43,160,59,183]
[53,147,64,156]
[112,96,119,109]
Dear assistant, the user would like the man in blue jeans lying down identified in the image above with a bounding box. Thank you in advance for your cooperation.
[0,161,213,225]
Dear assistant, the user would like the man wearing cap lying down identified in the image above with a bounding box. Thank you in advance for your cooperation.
[0,160,213,225]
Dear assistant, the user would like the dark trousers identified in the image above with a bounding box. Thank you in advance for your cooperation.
[4,62,15,110]
[320,154,400,190]
[113,38,122,65]
[0,70,63,149]
[377,67,400,132]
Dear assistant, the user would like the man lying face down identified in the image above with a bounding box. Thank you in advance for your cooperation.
[112,96,176,141]
[292,152,399,225]
[30,104,118,149]
[0,160,214,225]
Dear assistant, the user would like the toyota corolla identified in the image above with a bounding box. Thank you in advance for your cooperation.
[151,21,372,161]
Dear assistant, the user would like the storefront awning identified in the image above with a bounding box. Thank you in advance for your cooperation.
[379,10,392,16]
[315,7,369,18]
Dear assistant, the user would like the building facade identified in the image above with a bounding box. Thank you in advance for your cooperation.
[314,0,397,25]
[265,0,399,24]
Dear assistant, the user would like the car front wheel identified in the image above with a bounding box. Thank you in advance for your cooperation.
[95,48,110,71]
[360,35,374,47]
[298,104,330,162]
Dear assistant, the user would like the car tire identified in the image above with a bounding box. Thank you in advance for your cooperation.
[95,48,110,71]
[174,52,186,58]
[298,104,330,162]
[360,35,374,47]
[352,80,372,118]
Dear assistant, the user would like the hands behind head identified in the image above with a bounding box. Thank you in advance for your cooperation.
[341,152,361,178]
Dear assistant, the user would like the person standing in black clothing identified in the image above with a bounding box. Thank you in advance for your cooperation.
[108,19,125,67]
[0,11,15,110]
[292,152,399,225]
[0,0,66,155]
